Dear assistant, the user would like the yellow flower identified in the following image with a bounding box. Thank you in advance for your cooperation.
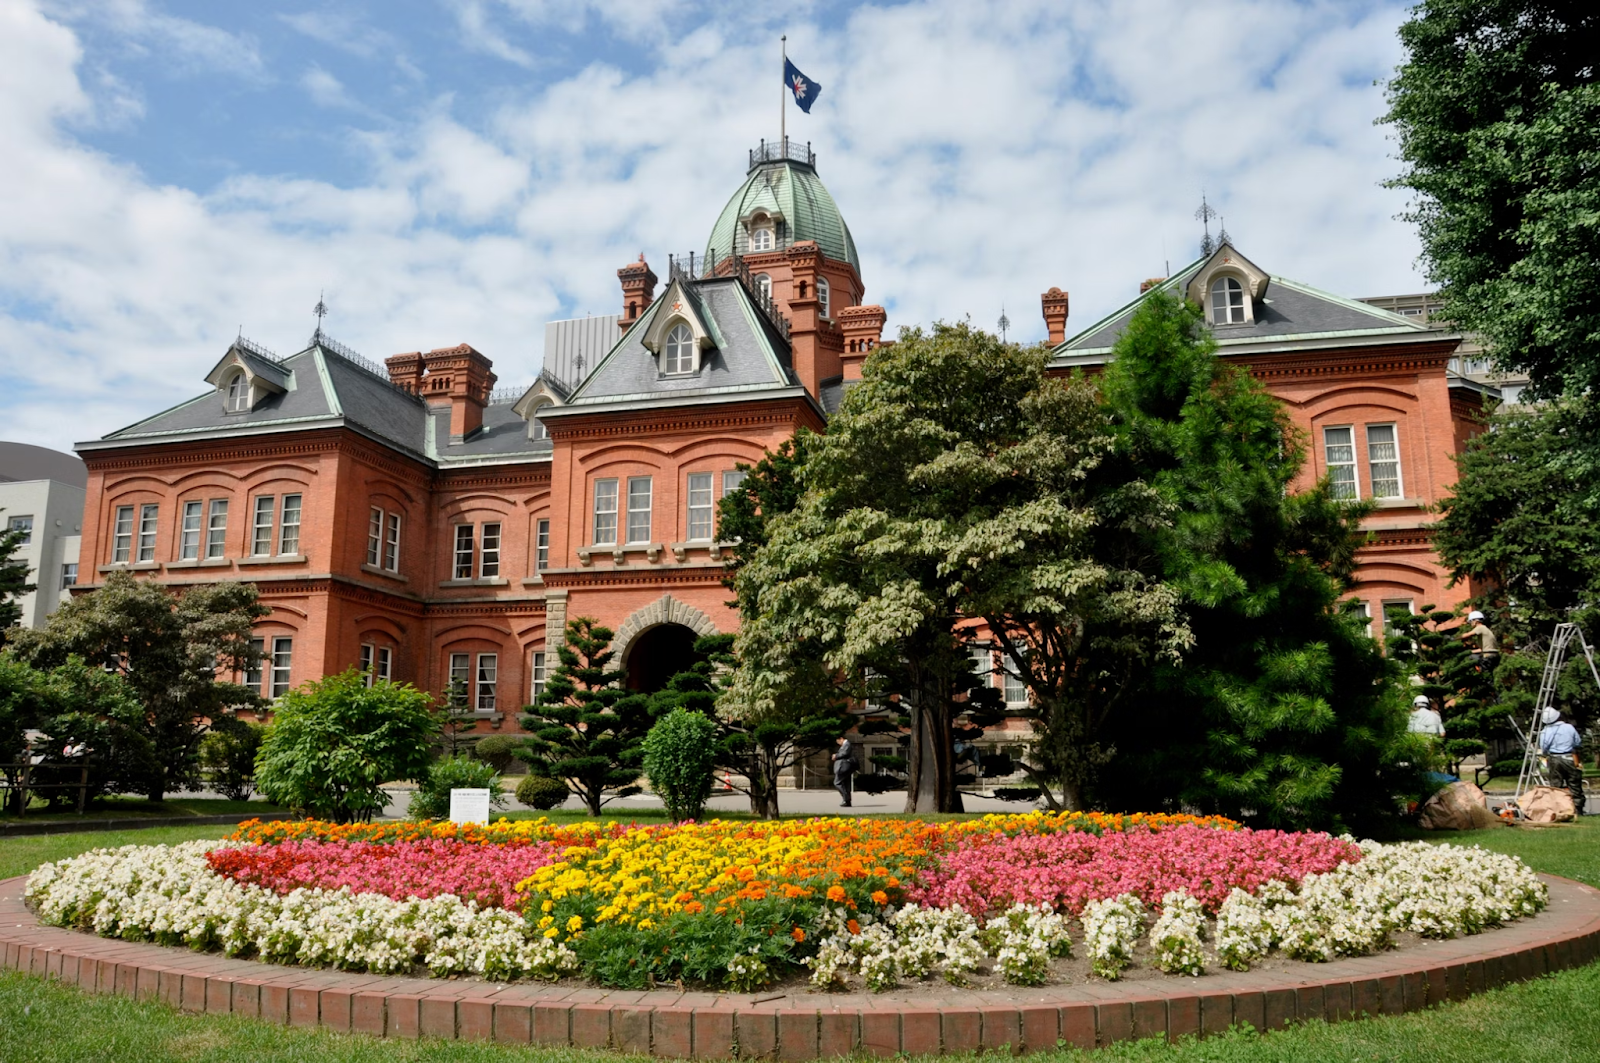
[542,899,554,913]
[543,927,559,939]
[567,915,584,933]
[538,915,555,929]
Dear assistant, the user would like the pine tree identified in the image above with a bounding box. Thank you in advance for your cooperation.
[0,514,37,638]
[516,617,654,815]
[1096,292,1426,832]
[1388,606,1507,775]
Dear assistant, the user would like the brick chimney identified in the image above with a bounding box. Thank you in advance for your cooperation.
[418,344,497,443]
[385,352,424,394]
[1041,287,1070,346]
[838,304,887,381]
[783,242,843,399]
[618,255,658,331]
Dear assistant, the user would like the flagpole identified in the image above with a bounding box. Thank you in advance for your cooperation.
[780,35,787,152]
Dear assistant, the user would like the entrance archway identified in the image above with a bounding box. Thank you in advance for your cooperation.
[624,623,703,693]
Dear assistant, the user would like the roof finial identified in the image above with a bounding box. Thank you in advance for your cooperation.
[1217,215,1231,249]
[312,291,329,344]
[997,304,1010,343]
[1194,193,1218,257]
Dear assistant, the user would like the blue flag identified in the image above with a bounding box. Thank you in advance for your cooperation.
[784,57,821,113]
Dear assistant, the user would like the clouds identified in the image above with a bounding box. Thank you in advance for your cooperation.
[1,0,1424,456]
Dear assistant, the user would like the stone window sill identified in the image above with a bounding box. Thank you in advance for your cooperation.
[163,558,234,571]
[237,554,307,566]
[360,563,408,583]
[576,542,664,565]
[439,577,509,588]
[97,561,160,573]
[520,574,545,588]
[668,540,735,562]
[1371,498,1425,510]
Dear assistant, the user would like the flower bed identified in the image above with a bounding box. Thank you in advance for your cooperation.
[23,813,1548,994]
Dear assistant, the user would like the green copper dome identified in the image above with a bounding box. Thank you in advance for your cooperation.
[705,152,860,271]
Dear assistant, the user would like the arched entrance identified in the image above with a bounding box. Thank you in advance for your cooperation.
[624,623,704,693]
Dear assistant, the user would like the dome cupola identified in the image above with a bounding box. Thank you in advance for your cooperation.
[704,139,860,270]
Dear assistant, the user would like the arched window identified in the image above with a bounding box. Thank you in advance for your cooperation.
[753,273,772,301]
[816,276,830,318]
[663,323,695,374]
[1210,276,1245,325]
[225,372,250,412]
[750,226,774,252]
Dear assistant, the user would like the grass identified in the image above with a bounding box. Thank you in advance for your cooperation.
[2,816,1599,1061]
[0,796,285,823]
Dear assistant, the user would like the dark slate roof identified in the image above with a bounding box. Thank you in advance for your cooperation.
[563,276,798,408]
[1055,254,1435,362]
[434,403,553,460]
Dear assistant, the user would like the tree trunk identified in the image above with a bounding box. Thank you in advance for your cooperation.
[1058,777,1086,812]
[902,701,960,813]
[584,786,603,816]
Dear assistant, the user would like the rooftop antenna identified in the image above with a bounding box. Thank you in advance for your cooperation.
[312,291,329,344]
[997,304,1011,343]
[1194,193,1218,257]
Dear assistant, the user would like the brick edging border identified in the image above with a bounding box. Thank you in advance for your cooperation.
[3,874,1599,1056]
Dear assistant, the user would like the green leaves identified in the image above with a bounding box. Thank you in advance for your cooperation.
[641,709,719,822]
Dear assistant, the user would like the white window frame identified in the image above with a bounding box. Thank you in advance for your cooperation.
[750,225,774,252]
[359,643,375,686]
[1322,426,1359,501]
[753,273,772,301]
[1365,423,1404,500]
[1382,599,1414,642]
[60,563,77,589]
[476,653,497,712]
[367,507,383,566]
[180,500,202,560]
[449,652,471,707]
[7,515,32,545]
[663,323,695,375]
[686,472,714,541]
[246,637,264,693]
[1210,276,1245,325]
[1002,641,1029,708]
[592,479,618,545]
[278,494,301,555]
[376,646,392,683]
[531,416,549,441]
[536,519,550,571]
[206,499,229,559]
[626,476,653,543]
[384,512,402,571]
[251,496,275,556]
[270,637,293,699]
[1343,599,1373,637]
[137,503,159,563]
[480,522,501,579]
[111,505,134,564]
[721,470,747,497]
[453,524,475,580]
[816,275,830,318]
[531,650,546,701]
[225,372,250,413]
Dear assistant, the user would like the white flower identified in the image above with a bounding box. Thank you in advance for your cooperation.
[1081,894,1144,981]
[1149,891,1205,976]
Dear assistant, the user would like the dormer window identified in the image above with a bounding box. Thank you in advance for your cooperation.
[225,372,250,412]
[531,417,549,441]
[664,323,695,375]
[751,226,774,252]
[754,273,772,301]
[816,276,830,319]
[1210,276,1245,325]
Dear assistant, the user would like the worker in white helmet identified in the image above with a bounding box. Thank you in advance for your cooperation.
[1407,694,1445,738]
[1539,707,1585,813]
[1461,609,1500,669]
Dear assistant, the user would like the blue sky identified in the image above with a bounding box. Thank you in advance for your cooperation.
[2,0,1424,454]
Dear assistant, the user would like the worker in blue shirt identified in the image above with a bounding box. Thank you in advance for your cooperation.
[1539,707,1585,814]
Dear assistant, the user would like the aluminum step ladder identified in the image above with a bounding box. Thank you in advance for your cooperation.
[1513,622,1600,802]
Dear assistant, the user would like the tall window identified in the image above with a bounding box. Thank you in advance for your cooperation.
[60,563,77,589]
[246,637,264,693]
[531,651,546,701]
[454,525,475,579]
[750,226,774,251]
[686,472,714,541]
[252,496,275,556]
[1210,276,1245,324]
[384,512,401,571]
[480,522,501,578]
[7,515,32,545]
[968,643,992,684]
[359,643,375,686]
[376,647,392,682]
[111,506,134,563]
[449,653,471,707]
[476,654,497,712]
[593,479,618,544]
[225,373,250,412]
[626,476,652,543]
[1366,424,1403,499]
[137,504,159,562]
[536,519,550,571]
[1002,642,1029,708]
[1323,427,1358,500]
[179,501,202,560]
[278,494,301,555]
[206,499,229,559]
[722,470,748,497]
[816,275,830,318]
[270,637,293,699]
[1383,600,1414,644]
[367,507,383,566]
[663,323,694,375]
[753,273,772,301]
[1343,599,1372,637]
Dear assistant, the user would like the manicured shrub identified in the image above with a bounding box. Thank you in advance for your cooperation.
[473,734,521,773]
[408,755,508,821]
[254,670,438,823]
[642,708,718,822]
[515,774,568,811]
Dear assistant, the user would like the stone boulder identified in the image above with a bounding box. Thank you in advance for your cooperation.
[1418,781,1500,830]
[1517,786,1577,825]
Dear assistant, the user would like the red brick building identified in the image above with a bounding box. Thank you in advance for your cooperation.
[73,145,1483,731]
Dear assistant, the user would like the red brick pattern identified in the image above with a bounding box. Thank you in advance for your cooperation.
[4,875,1599,1058]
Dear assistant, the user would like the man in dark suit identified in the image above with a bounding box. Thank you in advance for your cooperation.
[831,735,856,808]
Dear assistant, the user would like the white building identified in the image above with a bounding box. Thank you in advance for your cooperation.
[0,442,86,629]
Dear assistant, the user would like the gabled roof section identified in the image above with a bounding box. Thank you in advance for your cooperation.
[1054,250,1439,364]
[558,276,798,410]
[203,339,292,394]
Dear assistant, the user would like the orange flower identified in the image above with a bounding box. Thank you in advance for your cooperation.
[886,877,900,888]
[826,885,847,903]
[870,890,888,905]
[791,927,805,942]
[683,901,705,915]
[846,918,860,935]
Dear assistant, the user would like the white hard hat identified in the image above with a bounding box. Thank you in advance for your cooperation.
[1542,708,1561,725]
[1413,695,1431,708]
[1467,610,1485,622]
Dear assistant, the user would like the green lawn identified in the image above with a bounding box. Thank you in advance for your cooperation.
[0,796,285,823]
[2,817,1598,1062]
